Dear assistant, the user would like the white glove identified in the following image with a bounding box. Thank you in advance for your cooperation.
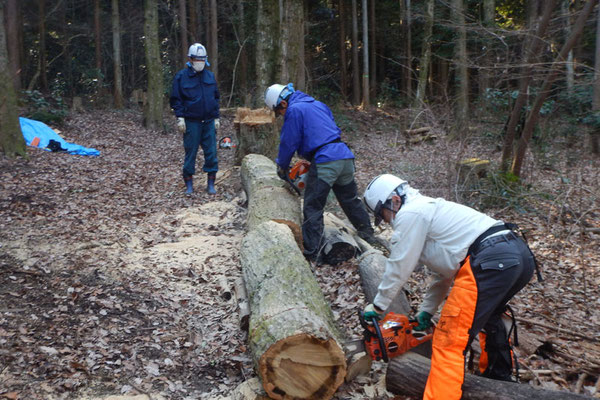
[214,118,220,130]
[177,117,186,133]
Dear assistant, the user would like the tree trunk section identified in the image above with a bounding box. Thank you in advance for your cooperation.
[179,0,188,65]
[210,0,217,81]
[242,220,346,400]
[339,0,348,100]
[5,0,20,91]
[112,0,124,108]
[320,226,360,265]
[38,0,47,92]
[386,352,593,399]
[143,0,164,130]
[351,0,360,105]
[452,0,468,131]
[400,0,412,99]
[563,0,575,96]
[369,0,375,99]
[240,154,302,234]
[237,0,249,106]
[234,108,280,165]
[280,0,304,90]
[478,0,494,98]
[94,0,103,91]
[511,0,598,177]
[361,0,369,107]
[0,1,26,158]
[414,0,433,107]
[255,0,279,107]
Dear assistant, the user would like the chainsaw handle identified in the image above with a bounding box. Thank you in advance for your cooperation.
[371,316,389,362]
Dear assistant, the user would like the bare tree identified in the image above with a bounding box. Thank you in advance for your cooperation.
[255,0,279,105]
[593,1,600,154]
[179,0,188,65]
[511,0,598,177]
[361,0,369,107]
[400,0,412,99]
[478,0,494,98]
[339,0,348,100]
[5,0,20,91]
[280,0,304,90]
[210,0,217,81]
[0,0,26,158]
[369,0,375,99]
[112,0,123,108]
[414,0,433,107]
[143,0,164,130]
[94,0,103,89]
[563,0,575,95]
[237,0,249,105]
[452,0,469,130]
[38,0,47,92]
[351,0,360,105]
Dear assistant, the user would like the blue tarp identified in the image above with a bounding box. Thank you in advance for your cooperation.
[20,117,100,156]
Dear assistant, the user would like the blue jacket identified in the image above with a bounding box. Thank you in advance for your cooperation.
[170,64,220,121]
[276,91,354,170]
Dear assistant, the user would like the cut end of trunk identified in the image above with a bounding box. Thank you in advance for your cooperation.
[259,334,347,400]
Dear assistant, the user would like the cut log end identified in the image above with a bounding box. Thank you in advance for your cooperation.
[259,334,347,400]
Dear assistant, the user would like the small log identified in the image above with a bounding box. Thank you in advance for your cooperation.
[404,126,431,135]
[242,221,347,400]
[386,352,593,399]
[233,277,250,332]
[320,226,360,265]
[234,108,280,165]
[457,158,490,188]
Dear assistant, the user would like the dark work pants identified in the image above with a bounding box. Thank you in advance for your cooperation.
[182,119,218,179]
[302,161,374,260]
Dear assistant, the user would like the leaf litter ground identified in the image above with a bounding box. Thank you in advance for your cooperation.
[0,107,599,399]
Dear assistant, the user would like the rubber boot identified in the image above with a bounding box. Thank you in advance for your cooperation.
[184,177,193,195]
[207,174,216,195]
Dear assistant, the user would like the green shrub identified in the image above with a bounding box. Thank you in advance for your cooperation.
[22,90,68,125]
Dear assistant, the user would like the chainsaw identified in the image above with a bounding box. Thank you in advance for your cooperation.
[284,160,310,195]
[218,136,236,149]
[345,312,434,363]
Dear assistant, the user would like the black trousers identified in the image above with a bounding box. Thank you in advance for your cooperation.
[302,162,373,260]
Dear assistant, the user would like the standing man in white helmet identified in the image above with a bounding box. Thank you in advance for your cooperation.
[264,83,377,263]
[170,43,220,195]
[362,174,539,400]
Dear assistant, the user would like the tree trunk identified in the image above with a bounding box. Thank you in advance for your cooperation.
[38,0,47,92]
[563,0,575,96]
[240,154,302,233]
[179,0,188,65]
[351,0,360,105]
[241,220,347,400]
[452,0,469,130]
[143,0,164,130]
[210,0,217,81]
[414,0,433,107]
[386,352,593,399]
[234,108,280,165]
[0,1,26,158]
[237,0,249,106]
[500,0,555,171]
[189,0,198,41]
[511,0,598,177]
[478,0,495,98]
[339,0,348,100]
[5,0,20,91]
[280,0,304,89]
[593,0,600,155]
[369,0,375,99]
[112,0,124,108]
[94,0,103,90]
[255,0,279,106]
[361,0,369,107]
[400,0,412,99]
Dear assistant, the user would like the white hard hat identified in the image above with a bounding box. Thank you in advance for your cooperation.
[264,83,295,111]
[363,174,407,225]
[188,43,207,60]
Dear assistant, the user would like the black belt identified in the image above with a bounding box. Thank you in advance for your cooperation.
[306,138,342,161]
[467,224,511,256]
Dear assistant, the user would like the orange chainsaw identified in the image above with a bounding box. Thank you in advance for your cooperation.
[345,312,434,362]
[284,160,311,195]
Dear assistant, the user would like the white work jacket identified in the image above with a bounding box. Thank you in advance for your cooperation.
[373,193,502,315]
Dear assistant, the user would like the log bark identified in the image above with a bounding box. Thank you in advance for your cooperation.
[320,226,360,265]
[234,108,280,165]
[240,154,302,233]
[386,352,592,399]
[241,220,347,400]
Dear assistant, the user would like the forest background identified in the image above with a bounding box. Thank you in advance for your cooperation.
[0,0,600,399]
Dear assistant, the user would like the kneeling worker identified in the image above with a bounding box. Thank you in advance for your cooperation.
[362,174,537,400]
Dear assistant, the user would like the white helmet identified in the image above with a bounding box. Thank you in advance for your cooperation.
[188,43,207,60]
[363,174,407,225]
[264,83,295,111]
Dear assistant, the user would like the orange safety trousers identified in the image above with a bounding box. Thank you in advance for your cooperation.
[423,256,478,400]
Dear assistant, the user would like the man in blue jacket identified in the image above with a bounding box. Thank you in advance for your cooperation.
[264,83,376,263]
[170,43,220,195]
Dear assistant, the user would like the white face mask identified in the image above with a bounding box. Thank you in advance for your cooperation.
[192,61,205,72]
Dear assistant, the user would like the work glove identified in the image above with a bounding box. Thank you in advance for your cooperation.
[214,118,220,130]
[414,311,433,331]
[177,117,186,134]
[363,303,384,324]
[276,165,288,180]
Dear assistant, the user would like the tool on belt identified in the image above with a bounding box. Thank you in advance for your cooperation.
[283,160,310,196]
[345,312,434,362]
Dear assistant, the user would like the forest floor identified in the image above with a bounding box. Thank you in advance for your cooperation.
[1,106,599,400]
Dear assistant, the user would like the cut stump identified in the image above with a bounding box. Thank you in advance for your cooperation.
[234,108,280,165]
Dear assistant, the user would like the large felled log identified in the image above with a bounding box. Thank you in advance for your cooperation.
[241,221,347,400]
[386,352,592,399]
[241,154,302,233]
[234,108,280,165]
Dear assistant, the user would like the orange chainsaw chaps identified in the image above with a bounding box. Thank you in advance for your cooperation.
[423,256,478,400]
[364,313,433,362]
